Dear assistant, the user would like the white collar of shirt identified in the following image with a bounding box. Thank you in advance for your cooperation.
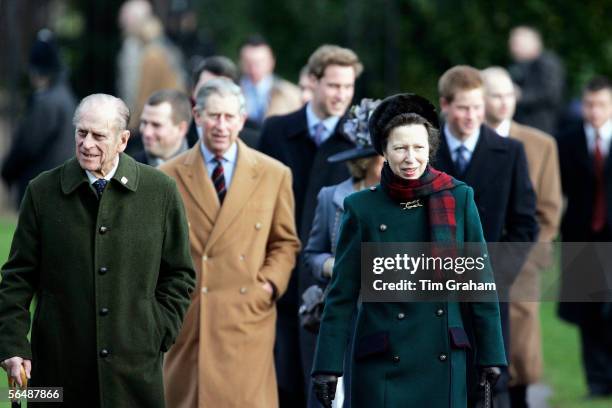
[444,123,480,157]
[585,120,612,156]
[200,140,238,165]
[85,156,119,184]
[495,119,512,138]
[305,102,340,144]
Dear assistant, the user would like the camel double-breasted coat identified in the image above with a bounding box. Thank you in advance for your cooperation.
[160,140,300,407]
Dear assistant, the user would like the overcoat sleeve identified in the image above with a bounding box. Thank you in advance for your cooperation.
[257,167,300,296]
[312,198,361,375]
[535,137,562,242]
[464,187,508,367]
[303,188,334,283]
[0,186,40,361]
[154,180,196,352]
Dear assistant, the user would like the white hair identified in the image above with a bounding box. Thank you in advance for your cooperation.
[73,93,130,132]
[194,78,246,116]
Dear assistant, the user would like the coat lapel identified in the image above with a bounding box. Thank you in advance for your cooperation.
[205,140,260,250]
[175,144,220,225]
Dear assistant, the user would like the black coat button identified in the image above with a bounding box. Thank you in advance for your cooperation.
[436,309,444,316]
[397,312,405,320]
[439,353,447,361]
[98,267,108,275]
[99,349,110,358]
[392,355,400,362]
[99,226,108,234]
[99,307,109,316]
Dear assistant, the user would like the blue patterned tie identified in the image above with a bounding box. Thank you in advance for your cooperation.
[455,145,469,176]
[93,179,108,199]
[312,122,326,146]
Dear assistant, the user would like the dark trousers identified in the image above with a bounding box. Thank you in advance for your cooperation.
[579,317,612,395]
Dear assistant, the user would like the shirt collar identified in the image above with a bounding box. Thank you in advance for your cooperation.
[585,119,612,141]
[200,140,238,164]
[305,102,340,137]
[241,75,274,94]
[495,119,512,137]
[444,123,480,153]
[146,139,189,167]
[85,156,120,184]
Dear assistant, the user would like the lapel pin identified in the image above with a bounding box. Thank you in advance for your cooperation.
[121,177,128,185]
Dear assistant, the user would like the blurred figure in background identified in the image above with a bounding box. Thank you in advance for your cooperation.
[187,55,260,148]
[1,29,76,208]
[134,89,191,166]
[299,65,315,105]
[557,76,612,399]
[116,0,152,111]
[128,15,187,131]
[482,67,562,408]
[508,26,565,135]
[239,35,301,128]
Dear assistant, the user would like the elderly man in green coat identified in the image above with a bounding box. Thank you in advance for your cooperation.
[0,93,196,407]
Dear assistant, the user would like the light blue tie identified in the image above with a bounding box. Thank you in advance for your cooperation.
[312,122,326,146]
[455,145,469,175]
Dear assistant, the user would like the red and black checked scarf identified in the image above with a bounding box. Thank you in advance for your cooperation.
[380,163,461,278]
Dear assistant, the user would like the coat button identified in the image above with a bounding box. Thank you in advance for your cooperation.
[99,226,108,234]
[436,309,444,316]
[397,312,405,320]
[239,254,246,261]
[201,287,208,294]
[98,267,108,275]
[439,353,447,362]
[392,355,400,363]
[379,224,387,232]
[240,287,247,294]
[99,349,110,358]
[370,186,377,191]
[202,255,208,261]
[255,222,262,230]
[99,307,109,316]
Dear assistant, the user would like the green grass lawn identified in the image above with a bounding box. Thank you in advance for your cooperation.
[0,218,610,407]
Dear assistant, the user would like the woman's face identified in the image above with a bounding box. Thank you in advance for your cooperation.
[383,124,429,180]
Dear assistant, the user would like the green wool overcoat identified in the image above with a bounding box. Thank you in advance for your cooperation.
[0,154,196,407]
[312,183,507,408]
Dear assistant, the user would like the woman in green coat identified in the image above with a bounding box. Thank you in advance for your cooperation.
[311,94,507,408]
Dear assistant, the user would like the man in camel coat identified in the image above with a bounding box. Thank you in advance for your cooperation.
[160,78,300,408]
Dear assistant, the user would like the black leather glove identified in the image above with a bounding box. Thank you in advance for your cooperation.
[478,366,502,387]
[312,374,338,408]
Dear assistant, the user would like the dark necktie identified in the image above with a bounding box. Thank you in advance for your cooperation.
[454,145,469,176]
[592,131,606,232]
[212,157,227,204]
[93,179,108,200]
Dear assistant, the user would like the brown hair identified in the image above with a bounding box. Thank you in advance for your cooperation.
[146,89,192,125]
[381,113,440,161]
[307,45,363,79]
[438,65,483,103]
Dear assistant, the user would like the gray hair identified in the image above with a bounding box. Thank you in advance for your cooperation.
[194,78,246,116]
[73,93,130,132]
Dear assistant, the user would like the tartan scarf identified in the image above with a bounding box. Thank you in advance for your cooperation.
[380,163,461,277]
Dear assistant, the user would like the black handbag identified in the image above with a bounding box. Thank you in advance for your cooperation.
[298,284,331,334]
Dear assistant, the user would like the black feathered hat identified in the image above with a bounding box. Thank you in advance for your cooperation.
[328,98,381,163]
[368,93,439,155]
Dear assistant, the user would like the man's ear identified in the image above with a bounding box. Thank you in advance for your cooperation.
[118,130,130,152]
[178,120,189,136]
[192,108,202,126]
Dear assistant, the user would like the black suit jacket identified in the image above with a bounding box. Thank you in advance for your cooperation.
[557,122,612,324]
[131,150,151,166]
[436,124,538,244]
[558,122,612,240]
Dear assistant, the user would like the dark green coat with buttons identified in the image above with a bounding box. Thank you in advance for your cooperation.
[0,154,196,407]
[312,183,506,408]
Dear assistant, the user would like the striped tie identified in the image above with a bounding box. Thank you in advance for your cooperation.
[212,156,226,204]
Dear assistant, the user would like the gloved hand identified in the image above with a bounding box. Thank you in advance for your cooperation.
[312,373,338,408]
[478,366,502,387]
